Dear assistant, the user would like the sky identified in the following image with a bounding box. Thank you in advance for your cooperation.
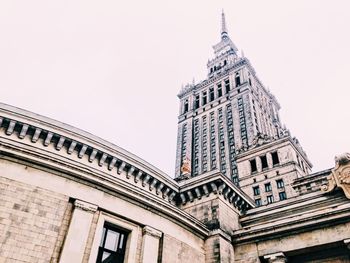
[0,0,349,177]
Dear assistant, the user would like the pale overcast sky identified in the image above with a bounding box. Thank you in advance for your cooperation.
[0,1,349,176]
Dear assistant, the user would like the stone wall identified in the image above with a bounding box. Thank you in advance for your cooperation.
[161,234,205,263]
[0,176,68,262]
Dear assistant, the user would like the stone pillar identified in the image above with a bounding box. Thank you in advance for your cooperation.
[140,226,162,263]
[264,252,287,263]
[59,200,98,263]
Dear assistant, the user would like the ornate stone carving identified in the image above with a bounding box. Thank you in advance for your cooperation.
[322,153,350,199]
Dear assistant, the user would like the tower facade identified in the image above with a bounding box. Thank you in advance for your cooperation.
[175,12,312,205]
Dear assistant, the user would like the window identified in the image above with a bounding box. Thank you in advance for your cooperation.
[260,155,268,169]
[267,195,274,204]
[184,99,189,113]
[255,198,262,207]
[194,95,200,109]
[265,183,272,192]
[202,92,207,106]
[279,191,287,201]
[250,159,257,173]
[271,151,279,166]
[209,87,215,101]
[217,84,222,97]
[225,79,230,93]
[253,186,260,196]
[235,72,241,87]
[97,224,129,263]
[276,179,284,189]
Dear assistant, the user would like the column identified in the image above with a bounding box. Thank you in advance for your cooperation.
[140,226,162,263]
[264,252,287,263]
[59,200,98,263]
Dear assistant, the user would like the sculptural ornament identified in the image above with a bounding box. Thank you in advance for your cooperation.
[322,153,350,199]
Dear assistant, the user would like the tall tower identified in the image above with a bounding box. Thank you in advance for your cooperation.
[175,11,312,205]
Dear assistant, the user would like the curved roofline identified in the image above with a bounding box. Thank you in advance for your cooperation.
[0,102,175,186]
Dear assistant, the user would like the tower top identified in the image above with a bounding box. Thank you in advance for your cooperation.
[221,10,228,39]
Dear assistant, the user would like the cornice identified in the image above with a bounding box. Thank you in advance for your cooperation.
[177,171,255,214]
[232,193,350,244]
[0,103,211,237]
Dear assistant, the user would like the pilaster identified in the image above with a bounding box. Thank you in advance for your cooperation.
[59,200,98,263]
[140,226,162,263]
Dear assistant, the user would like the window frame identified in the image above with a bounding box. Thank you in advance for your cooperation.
[265,183,272,192]
[266,195,274,204]
[89,212,141,263]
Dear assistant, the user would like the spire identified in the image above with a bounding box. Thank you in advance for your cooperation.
[221,9,228,39]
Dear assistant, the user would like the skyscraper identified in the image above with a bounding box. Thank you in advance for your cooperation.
[175,11,312,205]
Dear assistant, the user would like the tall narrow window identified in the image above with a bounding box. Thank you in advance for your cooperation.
[184,99,189,113]
[279,191,287,201]
[217,84,222,97]
[235,72,241,87]
[202,91,207,106]
[209,87,215,101]
[265,183,272,192]
[253,186,260,196]
[271,151,279,166]
[276,179,284,189]
[260,155,268,169]
[267,195,274,204]
[250,159,257,173]
[194,95,200,109]
[255,198,262,207]
[97,224,129,263]
[225,79,230,94]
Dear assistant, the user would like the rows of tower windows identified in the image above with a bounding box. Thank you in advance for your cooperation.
[181,124,187,167]
[209,59,228,74]
[218,108,226,175]
[250,151,280,174]
[252,99,260,133]
[210,112,217,169]
[202,116,208,173]
[226,104,238,185]
[237,97,248,146]
[183,76,242,114]
[193,119,200,176]
[253,179,286,206]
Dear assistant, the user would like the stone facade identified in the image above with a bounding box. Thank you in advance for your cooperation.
[0,11,350,263]
[174,12,312,204]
